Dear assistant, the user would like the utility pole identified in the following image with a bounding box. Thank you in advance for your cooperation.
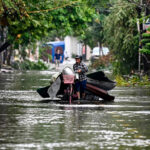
[137,19,141,72]
[137,0,144,73]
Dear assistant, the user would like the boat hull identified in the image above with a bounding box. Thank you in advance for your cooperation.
[39,98,114,105]
[86,84,115,101]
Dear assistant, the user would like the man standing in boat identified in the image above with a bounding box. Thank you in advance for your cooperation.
[73,55,88,100]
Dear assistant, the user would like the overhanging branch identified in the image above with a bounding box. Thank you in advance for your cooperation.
[127,0,150,10]
[0,41,10,53]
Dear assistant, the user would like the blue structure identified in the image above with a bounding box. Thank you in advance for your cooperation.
[46,41,65,63]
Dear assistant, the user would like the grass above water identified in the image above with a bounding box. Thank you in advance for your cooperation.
[115,75,150,88]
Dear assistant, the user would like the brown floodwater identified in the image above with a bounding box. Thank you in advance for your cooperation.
[0,70,150,150]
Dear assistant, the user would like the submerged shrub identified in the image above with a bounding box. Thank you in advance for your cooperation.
[12,60,49,70]
[115,75,150,87]
[90,53,113,70]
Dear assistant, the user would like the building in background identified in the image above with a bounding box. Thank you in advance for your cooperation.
[26,36,91,64]
[64,36,81,58]
[64,36,91,60]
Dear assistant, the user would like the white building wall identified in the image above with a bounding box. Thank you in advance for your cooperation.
[86,45,91,60]
[64,36,81,58]
[64,36,91,60]
[64,36,71,58]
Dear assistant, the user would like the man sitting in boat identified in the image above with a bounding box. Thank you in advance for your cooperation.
[73,55,88,100]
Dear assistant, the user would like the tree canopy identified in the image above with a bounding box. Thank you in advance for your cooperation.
[1,0,149,74]
[77,0,111,48]
[0,0,95,52]
[104,0,139,74]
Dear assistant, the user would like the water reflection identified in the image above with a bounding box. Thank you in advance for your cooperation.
[0,71,150,149]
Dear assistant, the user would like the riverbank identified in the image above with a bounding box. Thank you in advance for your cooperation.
[0,64,14,73]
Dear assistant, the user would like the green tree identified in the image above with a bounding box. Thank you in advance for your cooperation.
[140,28,150,54]
[104,0,139,75]
[0,0,95,53]
[79,0,111,48]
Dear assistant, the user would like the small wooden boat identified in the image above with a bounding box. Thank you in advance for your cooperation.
[37,68,116,104]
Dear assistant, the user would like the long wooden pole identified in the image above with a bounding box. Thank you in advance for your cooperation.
[137,19,141,72]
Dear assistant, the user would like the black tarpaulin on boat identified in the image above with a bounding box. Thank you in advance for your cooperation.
[87,71,116,91]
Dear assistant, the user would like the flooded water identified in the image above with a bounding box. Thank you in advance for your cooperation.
[0,71,150,150]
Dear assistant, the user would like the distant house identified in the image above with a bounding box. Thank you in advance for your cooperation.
[64,36,82,58]
[92,47,109,56]
[64,36,91,60]
[39,36,91,63]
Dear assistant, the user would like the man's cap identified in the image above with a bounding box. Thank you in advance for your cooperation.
[75,55,80,59]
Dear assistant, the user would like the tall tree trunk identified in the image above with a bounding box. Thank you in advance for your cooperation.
[6,46,12,65]
[98,42,103,56]
[3,49,7,64]
[0,26,10,67]
[84,42,87,61]
[0,54,2,68]
[0,26,3,67]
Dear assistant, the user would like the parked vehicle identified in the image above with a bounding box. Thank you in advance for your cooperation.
[91,47,109,60]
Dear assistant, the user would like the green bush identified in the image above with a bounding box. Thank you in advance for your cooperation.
[115,75,150,87]
[142,33,150,38]
[141,39,150,44]
[140,48,150,54]
[12,60,49,70]
[90,54,113,71]
[141,31,150,55]
[72,53,76,58]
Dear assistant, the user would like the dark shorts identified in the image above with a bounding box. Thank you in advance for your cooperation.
[55,59,60,65]
[75,80,87,93]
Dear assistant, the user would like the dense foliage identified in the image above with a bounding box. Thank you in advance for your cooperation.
[140,27,150,54]
[104,0,139,75]
[39,45,52,62]
[90,53,113,70]
[116,75,150,87]
[78,0,111,48]
[0,0,95,49]
[1,0,150,75]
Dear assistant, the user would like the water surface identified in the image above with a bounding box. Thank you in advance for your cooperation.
[0,71,150,150]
